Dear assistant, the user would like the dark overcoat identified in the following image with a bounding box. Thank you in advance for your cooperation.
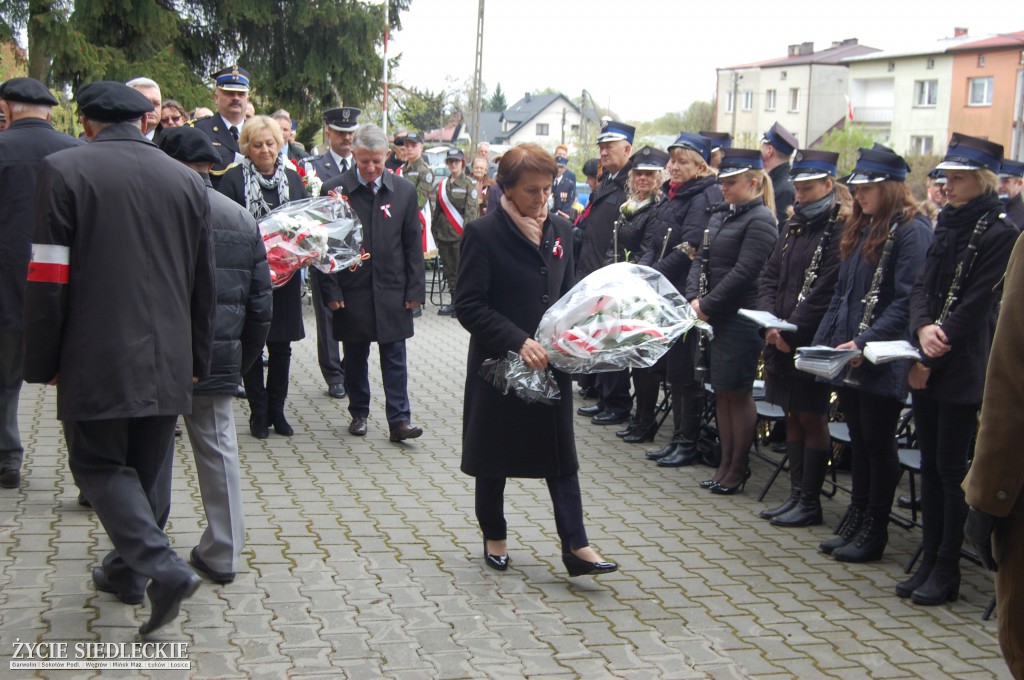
[0,118,83,332]
[813,213,933,399]
[637,176,723,288]
[1004,192,1024,230]
[217,163,307,343]
[769,162,796,226]
[318,169,426,344]
[908,197,1018,404]
[455,206,578,479]
[758,200,845,379]
[22,124,216,421]
[576,164,631,279]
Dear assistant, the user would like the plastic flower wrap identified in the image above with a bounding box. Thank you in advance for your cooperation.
[537,262,709,373]
[257,197,363,288]
[479,352,561,405]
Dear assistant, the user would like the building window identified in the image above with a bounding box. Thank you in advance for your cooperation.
[977,54,986,67]
[887,61,896,72]
[926,58,935,69]
[788,88,800,112]
[535,123,549,136]
[765,89,777,111]
[968,76,994,106]
[910,136,934,155]
[914,80,938,107]
[725,90,735,113]
[780,71,787,81]
[742,90,754,111]
[570,124,580,134]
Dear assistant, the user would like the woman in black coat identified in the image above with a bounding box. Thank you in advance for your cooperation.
[606,146,668,444]
[903,134,1018,606]
[681,148,778,493]
[637,134,723,468]
[756,151,848,528]
[218,115,306,439]
[813,146,932,564]
[455,144,617,578]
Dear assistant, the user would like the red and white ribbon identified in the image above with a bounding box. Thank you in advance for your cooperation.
[436,179,465,236]
[27,244,70,284]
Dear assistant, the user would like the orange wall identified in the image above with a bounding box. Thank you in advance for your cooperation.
[949,48,1022,151]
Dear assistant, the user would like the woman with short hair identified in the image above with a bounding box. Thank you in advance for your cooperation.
[160,100,187,127]
[455,143,618,579]
[218,115,306,440]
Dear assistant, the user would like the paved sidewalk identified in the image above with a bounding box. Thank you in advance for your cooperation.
[0,301,1011,679]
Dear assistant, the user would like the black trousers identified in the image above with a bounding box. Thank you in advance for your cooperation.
[838,387,904,517]
[475,473,588,553]
[343,340,410,425]
[65,416,194,597]
[244,340,292,416]
[309,271,345,387]
[912,393,978,561]
[596,369,632,417]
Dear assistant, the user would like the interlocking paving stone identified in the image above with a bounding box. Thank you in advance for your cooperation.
[1,301,1014,679]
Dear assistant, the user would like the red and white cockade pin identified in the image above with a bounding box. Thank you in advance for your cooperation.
[552,237,563,259]
[380,203,392,219]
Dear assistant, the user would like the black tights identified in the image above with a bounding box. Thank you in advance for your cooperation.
[714,389,756,486]
[786,411,830,450]
[837,387,903,516]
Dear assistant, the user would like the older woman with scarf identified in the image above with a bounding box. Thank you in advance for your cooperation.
[680,148,778,493]
[813,145,932,564]
[638,133,723,468]
[757,150,848,527]
[607,146,669,443]
[903,134,1018,606]
[218,115,306,439]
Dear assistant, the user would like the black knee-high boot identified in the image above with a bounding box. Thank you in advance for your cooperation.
[760,441,803,519]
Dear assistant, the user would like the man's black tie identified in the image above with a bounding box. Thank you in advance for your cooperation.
[229,125,239,141]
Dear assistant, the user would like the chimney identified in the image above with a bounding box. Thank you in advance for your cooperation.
[524,92,531,103]
[788,44,800,57]
[954,27,968,37]
[841,38,858,46]
[800,42,815,56]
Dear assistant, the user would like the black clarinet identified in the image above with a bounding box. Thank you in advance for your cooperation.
[936,210,1001,325]
[693,227,711,383]
[844,217,900,388]
[796,202,841,305]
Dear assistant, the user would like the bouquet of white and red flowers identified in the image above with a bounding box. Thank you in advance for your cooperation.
[290,159,324,197]
[257,197,363,288]
[538,262,708,373]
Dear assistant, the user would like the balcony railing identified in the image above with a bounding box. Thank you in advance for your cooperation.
[852,106,894,123]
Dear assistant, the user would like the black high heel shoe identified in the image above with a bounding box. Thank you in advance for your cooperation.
[562,551,618,577]
[483,540,509,571]
[698,479,718,489]
[710,468,752,495]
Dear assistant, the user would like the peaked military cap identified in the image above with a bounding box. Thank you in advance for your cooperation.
[935,132,1003,173]
[596,120,635,144]
[668,132,712,163]
[0,77,58,106]
[790,149,839,182]
[630,146,670,171]
[324,106,361,132]
[841,146,911,184]
[717,148,764,179]
[582,158,600,177]
[402,131,424,145]
[445,147,465,161]
[76,81,155,123]
[699,130,733,153]
[212,65,250,92]
[761,122,798,156]
[1000,159,1024,179]
[158,126,221,164]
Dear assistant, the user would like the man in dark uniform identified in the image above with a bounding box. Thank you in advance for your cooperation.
[305,107,362,398]
[554,144,577,184]
[191,65,251,186]
[23,81,214,635]
[575,120,634,426]
[319,124,426,443]
[761,122,798,225]
[0,78,83,490]
[552,156,577,220]
[999,159,1024,229]
[699,130,732,171]
[431,147,479,316]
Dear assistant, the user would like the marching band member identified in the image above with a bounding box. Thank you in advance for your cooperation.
[758,150,848,527]
[813,146,932,563]
[904,134,1018,605]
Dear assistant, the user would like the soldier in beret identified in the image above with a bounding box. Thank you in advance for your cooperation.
[0,77,83,490]
[23,81,215,635]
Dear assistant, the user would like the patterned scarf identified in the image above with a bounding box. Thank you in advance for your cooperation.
[242,157,291,219]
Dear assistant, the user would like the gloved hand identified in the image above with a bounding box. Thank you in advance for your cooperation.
[964,507,999,572]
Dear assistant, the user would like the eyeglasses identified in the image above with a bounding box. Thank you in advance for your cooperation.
[160,115,183,124]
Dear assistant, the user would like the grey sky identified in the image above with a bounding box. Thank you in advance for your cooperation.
[388,0,1010,122]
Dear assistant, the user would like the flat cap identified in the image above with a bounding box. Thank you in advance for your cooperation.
[0,77,58,106]
[76,81,155,123]
[158,126,221,164]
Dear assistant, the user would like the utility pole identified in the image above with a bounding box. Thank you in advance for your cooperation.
[729,71,740,140]
[561,107,566,145]
[382,0,390,135]
[470,0,485,149]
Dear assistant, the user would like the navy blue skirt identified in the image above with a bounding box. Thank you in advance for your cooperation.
[709,314,762,391]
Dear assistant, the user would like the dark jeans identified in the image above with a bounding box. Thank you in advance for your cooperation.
[838,387,904,516]
[475,473,588,553]
[342,340,411,425]
[912,393,978,561]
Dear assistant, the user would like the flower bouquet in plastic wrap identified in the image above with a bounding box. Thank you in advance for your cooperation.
[479,352,561,405]
[257,197,363,288]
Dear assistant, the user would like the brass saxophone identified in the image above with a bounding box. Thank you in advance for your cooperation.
[844,218,900,387]
[693,227,711,383]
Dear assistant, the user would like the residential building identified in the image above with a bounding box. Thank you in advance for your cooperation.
[843,30,978,157]
[489,92,594,148]
[715,39,880,149]
[946,31,1024,160]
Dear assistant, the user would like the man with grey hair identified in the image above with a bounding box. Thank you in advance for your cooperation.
[318,124,426,443]
[126,76,161,140]
[0,77,83,489]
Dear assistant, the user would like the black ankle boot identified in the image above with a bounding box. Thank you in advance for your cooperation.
[657,440,700,467]
[645,441,678,461]
[759,442,803,520]
[271,413,293,436]
[249,412,270,439]
[911,557,960,605]
[820,505,863,554]
[623,422,657,443]
[896,553,936,599]
[615,420,637,438]
[771,447,828,528]
[832,513,888,563]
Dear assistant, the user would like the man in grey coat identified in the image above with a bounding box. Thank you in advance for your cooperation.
[159,127,273,584]
[23,82,215,635]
